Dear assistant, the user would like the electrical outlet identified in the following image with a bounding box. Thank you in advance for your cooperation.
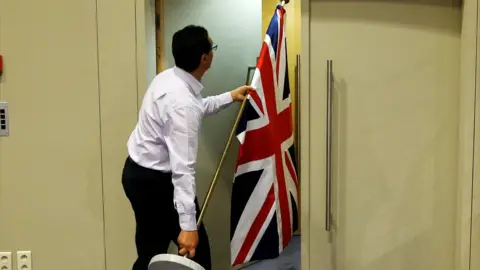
[16,251,31,270]
[0,252,12,270]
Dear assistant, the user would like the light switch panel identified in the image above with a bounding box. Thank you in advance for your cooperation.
[0,102,9,137]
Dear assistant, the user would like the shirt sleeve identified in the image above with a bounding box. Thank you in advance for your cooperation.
[164,104,202,231]
[202,92,234,116]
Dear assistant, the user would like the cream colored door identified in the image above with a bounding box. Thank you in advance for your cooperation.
[0,1,106,269]
[306,1,467,269]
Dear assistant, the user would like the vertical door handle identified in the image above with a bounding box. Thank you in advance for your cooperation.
[295,55,301,171]
[325,60,333,231]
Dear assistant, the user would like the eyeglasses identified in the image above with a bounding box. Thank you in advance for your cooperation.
[212,43,218,51]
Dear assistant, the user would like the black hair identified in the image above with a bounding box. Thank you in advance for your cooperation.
[172,25,212,72]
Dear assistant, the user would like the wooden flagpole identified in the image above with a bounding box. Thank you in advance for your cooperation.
[196,96,249,227]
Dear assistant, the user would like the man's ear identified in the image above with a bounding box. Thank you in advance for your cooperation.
[201,54,208,63]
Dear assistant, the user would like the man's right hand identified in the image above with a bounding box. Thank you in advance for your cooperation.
[178,230,199,258]
[230,85,255,102]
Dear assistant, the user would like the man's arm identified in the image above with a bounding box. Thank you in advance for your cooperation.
[202,92,233,117]
[202,86,256,116]
[164,103,202,231]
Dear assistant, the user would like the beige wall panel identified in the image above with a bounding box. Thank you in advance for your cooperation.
[96,0,140,269]
[304,0,475,269]
[0,0,106,269]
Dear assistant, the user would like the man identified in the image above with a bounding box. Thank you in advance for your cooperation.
[122,25,254,270]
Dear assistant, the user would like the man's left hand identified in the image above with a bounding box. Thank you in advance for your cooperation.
[230,85,255,102]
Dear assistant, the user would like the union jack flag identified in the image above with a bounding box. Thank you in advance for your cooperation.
[230,5,299,266]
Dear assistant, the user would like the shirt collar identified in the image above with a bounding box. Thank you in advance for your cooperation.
[173,66,204,94]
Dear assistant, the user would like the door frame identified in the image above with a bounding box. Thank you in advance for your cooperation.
[299,0,312,269]
[299,0,479,269]
[135,0,157,106]
[156,0,165,73]
[470,0,480,269]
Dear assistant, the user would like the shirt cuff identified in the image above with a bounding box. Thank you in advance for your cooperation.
[179,213,198,231]
[218,92,234,106]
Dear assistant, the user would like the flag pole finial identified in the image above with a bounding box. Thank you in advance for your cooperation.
[281,0,290,6]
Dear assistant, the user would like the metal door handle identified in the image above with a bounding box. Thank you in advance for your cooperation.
[295,55,301,171]
[325,60,333,231]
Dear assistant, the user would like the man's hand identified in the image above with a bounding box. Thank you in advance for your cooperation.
[178,230,199,258]
[230,85,255,102]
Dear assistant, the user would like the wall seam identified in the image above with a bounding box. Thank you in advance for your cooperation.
[94,0,108,269]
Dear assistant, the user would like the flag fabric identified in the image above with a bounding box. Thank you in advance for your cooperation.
[230,5,299,267]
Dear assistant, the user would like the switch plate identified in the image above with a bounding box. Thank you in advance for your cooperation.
[0,102,9,137]
[0,252,12,270]
[16,251,31,270]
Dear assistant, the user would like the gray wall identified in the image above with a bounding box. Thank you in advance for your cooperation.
[163,0,262,269]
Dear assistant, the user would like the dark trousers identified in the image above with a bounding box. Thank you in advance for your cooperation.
[122,157,211,270]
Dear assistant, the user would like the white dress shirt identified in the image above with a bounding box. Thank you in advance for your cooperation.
[127,66,234,231]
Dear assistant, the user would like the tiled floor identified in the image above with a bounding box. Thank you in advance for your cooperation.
[240,236,300,270]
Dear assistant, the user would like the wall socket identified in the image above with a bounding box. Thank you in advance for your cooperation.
[16,251,31,270]
[0,252,12,270]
